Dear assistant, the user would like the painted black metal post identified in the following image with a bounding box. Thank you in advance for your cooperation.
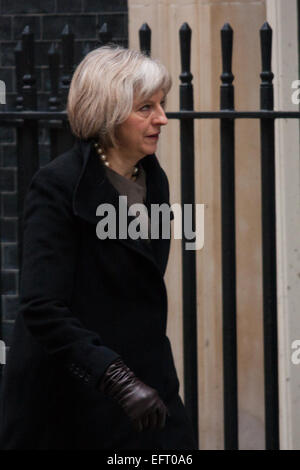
[0,196,1,334]
[139,23,151,56]
[98,23,113,46]
[179,22,199,447]
[82,42,92,58]
[0,188,2,383]
[21,26,37,111]
[61,24,74,106]
[220,23,238,450]
[48,42,63,161]
[17,26,39,269]
[259,22,279,450]
[51,24,74,157]
[48,43,60,112]
[15,40,24,111]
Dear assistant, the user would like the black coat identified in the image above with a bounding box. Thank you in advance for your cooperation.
[0,139,197,450]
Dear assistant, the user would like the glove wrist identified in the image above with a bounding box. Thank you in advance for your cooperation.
[98,356,169,432]
[99,358,135,398]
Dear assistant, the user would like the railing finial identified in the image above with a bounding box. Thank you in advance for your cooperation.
[179,23,193,111]
[220,23,234,110]
[62,24,71,35]
[48,42,60,111]
[98,23,113,45]
[260,22,274,110]
[21,25,37,110]
[14,40,24,110]
[179,22,193,86]
[60,24,74,105]
[82,42,92,58]
[139,23,151,57]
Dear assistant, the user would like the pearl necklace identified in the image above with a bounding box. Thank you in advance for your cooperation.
[93,142,139,179]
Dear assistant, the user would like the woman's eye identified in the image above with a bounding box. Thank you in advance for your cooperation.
[140,105,150,111]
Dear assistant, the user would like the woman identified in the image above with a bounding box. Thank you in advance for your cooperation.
[0,46,197,450]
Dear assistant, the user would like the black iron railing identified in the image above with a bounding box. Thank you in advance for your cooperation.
[0,20,299,450]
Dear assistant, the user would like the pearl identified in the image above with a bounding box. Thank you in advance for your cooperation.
[94,140,139,178]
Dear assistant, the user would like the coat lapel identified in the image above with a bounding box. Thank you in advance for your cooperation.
[72,139,171,275]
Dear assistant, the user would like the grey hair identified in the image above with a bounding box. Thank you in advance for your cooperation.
[67,45,172,150]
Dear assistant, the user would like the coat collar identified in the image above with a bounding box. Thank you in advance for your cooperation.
[72,139,167,222]
[71,139,170,275]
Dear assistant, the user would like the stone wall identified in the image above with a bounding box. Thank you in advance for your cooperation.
[128,0,267,449]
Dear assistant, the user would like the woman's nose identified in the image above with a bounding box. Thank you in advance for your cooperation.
[153,107,168,125]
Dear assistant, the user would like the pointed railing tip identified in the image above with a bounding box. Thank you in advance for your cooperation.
[15,40,22,51]
[221,23,233,31]
[22,25,31,34]
[140,23,150,31]
[180,22,191,31]
[48,42,56,54]
[62,24,72,35]
[99,23,109,33]
[261,22,272,30]
[83,42,92,56]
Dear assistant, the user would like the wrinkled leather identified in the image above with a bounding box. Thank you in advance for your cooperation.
[99,358,169,432]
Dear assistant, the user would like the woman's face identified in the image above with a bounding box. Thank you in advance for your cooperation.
[115,89,168,160]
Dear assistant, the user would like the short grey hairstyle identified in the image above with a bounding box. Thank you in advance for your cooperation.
[67,45,172,150]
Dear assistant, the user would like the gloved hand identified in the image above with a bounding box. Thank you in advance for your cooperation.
[99,357,169,432]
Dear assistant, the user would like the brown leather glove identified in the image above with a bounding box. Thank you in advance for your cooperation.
[99,358,169,433]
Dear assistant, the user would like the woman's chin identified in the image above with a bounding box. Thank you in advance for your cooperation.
[143,144,158,154]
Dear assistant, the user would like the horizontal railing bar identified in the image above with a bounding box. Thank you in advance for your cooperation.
[0,112,67,120]
[1,110,300,121]
[167,111,300,119]
[0,119,24,127]
[0,119,67,129]
[0,121,66,130]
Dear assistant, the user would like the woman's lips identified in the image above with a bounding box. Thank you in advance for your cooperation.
[145,134,159,141]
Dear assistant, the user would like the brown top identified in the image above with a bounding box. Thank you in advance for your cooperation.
[105,163,147,208]
[105,163,151,243]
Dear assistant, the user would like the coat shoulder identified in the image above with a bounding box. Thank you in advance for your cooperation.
[31,144,83,199]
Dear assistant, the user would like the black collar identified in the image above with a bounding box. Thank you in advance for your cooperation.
[72,139,168,225]
[71,139,170,275]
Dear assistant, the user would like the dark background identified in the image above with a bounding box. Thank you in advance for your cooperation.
[0,0,129,345]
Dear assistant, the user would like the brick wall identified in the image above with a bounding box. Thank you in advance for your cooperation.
[0,0,128,345]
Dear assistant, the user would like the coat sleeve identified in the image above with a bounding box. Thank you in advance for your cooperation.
[19,165,121,390]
